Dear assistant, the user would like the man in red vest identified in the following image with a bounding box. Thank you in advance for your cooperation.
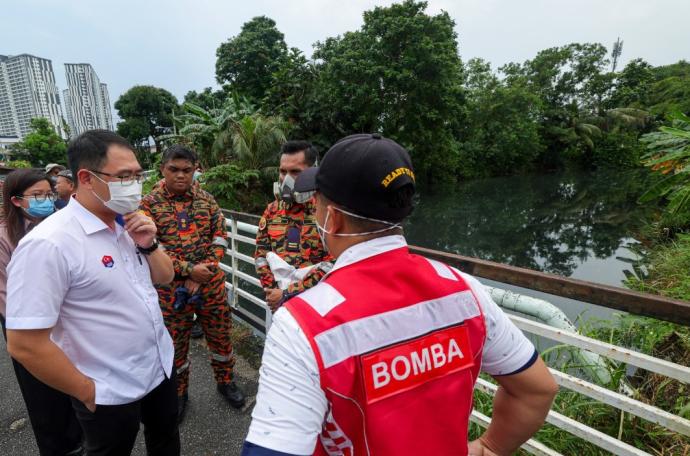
[242,134,558,456]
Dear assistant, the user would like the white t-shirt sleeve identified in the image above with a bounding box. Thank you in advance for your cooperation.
[245,307,327,455]
[455,270,536,376]
[6,237,70,329]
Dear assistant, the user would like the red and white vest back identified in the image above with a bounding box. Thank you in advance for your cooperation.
[285,246,487,456]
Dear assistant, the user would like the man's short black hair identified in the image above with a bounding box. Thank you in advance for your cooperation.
[281,140,317,166]
[67,130,135,185]
[161,144,198,165]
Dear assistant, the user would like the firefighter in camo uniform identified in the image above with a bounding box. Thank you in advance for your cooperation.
[140,145,246,424]
[255,141,334,312]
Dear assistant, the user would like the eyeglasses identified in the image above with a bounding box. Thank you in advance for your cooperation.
[19,193,57,202]
[90,170,145,186]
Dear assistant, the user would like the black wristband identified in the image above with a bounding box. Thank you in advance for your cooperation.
[137,239,159,255]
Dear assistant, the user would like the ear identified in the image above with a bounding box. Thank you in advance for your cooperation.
[10,196,23,208]
[77,169,94,188]
[328,205,346,233]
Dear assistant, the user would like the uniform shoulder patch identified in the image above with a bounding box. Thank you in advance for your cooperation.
[258,217,267,231]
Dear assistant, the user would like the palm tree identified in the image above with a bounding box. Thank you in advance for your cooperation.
[230,114,288,173]
[158,94,256,167]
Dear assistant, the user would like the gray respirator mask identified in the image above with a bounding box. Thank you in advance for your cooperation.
[273,174,314,204]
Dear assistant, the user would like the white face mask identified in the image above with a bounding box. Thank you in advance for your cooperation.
[316,206,402,252]
[90,172,143,215]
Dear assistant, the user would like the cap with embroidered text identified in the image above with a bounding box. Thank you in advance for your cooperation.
[294,133,415,222]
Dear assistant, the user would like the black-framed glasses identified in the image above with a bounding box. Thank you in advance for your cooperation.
[90,170,145,186]
[19,193,57,202]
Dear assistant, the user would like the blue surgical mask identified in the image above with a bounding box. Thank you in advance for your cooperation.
[24,198,55,218]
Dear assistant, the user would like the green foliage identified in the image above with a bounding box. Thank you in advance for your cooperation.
[215,16,288,101]
[471,310,690,454]
[6,160,32,169]
[230,114,288,172]
[639,112,690,226]
[12,118,67,166]
[114,85,179,155]
[201,164,264,211]
[311,0,465,183]
[459,59,543,177]
[161,95,255,168]
[262,48,321,143]
[184,87,228,111]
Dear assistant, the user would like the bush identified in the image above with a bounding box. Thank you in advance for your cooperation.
[201,164,266,212]
[6,160,33,169]
[592,131,644,168]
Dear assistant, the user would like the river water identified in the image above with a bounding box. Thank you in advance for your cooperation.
[404,169,659,324]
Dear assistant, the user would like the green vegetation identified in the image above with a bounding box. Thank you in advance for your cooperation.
[470,312,690,454]
[114,85,178,167]
[111,1,690,186]
[10,118,67,167]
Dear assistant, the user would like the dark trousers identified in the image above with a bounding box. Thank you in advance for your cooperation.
[1,315,83,456]
[70,372,180,456]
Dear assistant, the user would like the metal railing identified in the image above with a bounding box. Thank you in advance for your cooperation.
[221,210,690,456]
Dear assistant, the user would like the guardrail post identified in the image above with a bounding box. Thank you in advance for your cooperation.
[230,216,239,308]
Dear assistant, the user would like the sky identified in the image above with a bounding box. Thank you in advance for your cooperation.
[2,0,689,121]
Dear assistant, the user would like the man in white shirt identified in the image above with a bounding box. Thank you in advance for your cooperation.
[242,134,558,456]
[6,130,179,456]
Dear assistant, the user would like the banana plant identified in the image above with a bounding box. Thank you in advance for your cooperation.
[639,112,690,216]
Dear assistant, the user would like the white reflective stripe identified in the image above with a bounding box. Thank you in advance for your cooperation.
[300,282,346,317]
[177,360,190,374]
[255,257,268,267]
[213,237,229,248]
[314,290,480,368]
[426,258,457,281]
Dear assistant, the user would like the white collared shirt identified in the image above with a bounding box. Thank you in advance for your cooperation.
[6,197,174,405]
[246,235,536,454]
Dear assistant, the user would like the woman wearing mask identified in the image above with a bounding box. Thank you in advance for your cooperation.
[0,168,82,456]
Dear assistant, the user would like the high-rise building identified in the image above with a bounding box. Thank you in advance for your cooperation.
[0,54,65,139]
[63,63,113,136]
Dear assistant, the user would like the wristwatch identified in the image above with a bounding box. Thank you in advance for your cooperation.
[137,239,159,255]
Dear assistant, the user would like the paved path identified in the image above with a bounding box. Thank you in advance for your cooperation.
[0,335,259,455]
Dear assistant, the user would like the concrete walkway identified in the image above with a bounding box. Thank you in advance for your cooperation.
[0,335,259,455]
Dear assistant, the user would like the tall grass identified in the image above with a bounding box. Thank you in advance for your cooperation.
[471,310,690,454]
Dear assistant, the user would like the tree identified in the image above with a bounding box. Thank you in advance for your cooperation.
[312,0,466,183]
[184,87,228,111]
[261,48,321,143]
[647,61,690,117]
[608,58,654,109]
[114,85,179,158]
[162,94,256,168]
[215,16,288,101]
[459,58,543,177]
[12,118,67,166]
[500,43,613,165]
[230,113,288,172]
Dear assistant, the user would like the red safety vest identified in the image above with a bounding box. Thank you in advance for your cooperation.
[285,245,487,456]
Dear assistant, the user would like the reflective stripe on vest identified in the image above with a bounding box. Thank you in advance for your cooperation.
[286,247,487,456]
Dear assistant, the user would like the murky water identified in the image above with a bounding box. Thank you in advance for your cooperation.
[404,169,659,323]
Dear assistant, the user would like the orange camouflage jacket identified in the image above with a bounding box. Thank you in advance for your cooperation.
[140,180,227,279]
[254,198,333,295]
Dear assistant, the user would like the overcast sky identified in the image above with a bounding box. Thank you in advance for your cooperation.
[3,0,689,120]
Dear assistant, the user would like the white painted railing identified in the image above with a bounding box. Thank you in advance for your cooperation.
[222,215,690,455]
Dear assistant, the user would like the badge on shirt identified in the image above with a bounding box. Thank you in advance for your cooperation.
[177,210,194,235]
[360,324,474,404]
[101,255,115,268]
[286,226,301,252]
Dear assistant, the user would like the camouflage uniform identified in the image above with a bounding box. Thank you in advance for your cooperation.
[254,198,333,298]
[140,180,234,397]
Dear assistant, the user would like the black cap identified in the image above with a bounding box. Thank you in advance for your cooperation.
[294,133,415,222]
